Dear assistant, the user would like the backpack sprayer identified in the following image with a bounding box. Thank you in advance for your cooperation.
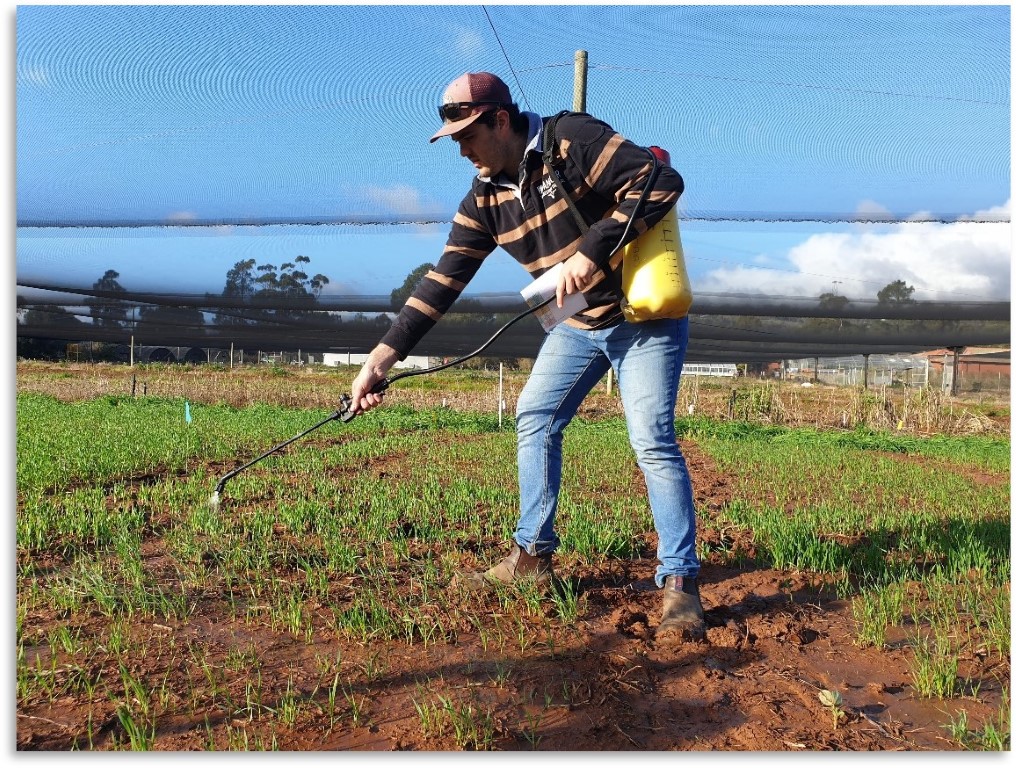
[618,146,693,322]
[209,140,690,510]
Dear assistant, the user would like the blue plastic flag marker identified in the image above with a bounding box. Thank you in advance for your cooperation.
[185,401,192,424]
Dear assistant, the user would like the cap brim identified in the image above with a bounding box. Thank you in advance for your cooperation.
[429,110,486,143]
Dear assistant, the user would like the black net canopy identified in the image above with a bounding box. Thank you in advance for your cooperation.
[16,5,1010,362]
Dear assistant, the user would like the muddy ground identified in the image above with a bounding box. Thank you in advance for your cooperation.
[16,438,1009,752]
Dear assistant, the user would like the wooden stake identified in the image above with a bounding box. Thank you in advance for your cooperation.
[573,50,588,111]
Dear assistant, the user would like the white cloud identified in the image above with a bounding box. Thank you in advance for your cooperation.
[360,184,443,219]
[452,26,485,58]
[355,185,450,240]
[854,199,893,222]
[18,65,49,87]
[960,200,1010,223]
[695,199,1011,301]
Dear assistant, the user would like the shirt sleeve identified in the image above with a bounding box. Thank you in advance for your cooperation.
[378,188,497,360]
[556,113,684,269]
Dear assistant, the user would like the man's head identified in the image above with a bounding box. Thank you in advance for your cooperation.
[429,72,513,143]
[431,72,529,179]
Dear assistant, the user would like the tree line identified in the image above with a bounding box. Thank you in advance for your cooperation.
[16,261,1004,362]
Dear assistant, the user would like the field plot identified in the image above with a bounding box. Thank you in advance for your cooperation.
[15,364,1010,751]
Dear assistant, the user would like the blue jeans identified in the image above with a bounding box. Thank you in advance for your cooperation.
[514,316,699,586]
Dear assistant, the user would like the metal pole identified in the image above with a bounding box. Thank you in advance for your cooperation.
[573,50,588,111]
[130,335,134,367]
[230,342,234,369]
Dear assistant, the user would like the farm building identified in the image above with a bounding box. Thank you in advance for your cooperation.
[320,352,431,370]
[922,347,1011,394]
[683,363,739,378]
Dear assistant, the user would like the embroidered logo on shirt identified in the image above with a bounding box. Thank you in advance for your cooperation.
[537,176,558,200]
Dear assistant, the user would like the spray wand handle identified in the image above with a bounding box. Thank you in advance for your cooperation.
[338,378,390,423]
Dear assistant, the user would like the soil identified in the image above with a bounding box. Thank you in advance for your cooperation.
[16,440,1008,752]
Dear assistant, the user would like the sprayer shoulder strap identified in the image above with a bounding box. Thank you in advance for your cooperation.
[542,110,590,234]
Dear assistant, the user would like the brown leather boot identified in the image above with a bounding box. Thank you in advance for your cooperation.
[456,542,554,591]
[658,575,705,639]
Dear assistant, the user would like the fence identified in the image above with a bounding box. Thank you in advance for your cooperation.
[783,353,1011,395]
[785,355,931,388]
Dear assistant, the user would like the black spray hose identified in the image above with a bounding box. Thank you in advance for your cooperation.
[209,295,554,507]
[210,149,662,508]
[358,294,558,404]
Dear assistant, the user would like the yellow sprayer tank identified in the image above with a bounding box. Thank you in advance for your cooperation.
[620,146,693,322]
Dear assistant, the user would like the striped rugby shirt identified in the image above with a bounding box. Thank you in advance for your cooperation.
[380,110,685,360]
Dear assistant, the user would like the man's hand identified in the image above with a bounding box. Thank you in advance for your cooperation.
[556,252,598,308]
[349,343,400,415]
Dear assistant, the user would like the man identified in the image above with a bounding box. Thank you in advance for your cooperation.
[350,72,704,639]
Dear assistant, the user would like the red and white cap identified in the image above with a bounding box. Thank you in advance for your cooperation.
[430,72,512,143]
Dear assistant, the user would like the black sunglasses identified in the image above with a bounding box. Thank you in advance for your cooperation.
[438,101,504,122]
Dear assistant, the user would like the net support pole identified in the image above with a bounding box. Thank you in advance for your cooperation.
[575,49,605,395]
[573,50,587,111]
[573,52,629,401]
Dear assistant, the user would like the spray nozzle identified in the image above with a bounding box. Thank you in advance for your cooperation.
[338,393,357,422]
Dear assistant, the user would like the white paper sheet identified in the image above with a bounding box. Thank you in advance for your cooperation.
[520,262,589,332]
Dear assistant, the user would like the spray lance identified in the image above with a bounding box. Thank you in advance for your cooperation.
[209,143,672,510]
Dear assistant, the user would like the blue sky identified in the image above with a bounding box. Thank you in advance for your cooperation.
[15,3,1011,305]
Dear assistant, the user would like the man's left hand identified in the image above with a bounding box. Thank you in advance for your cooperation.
[556,252,597,308]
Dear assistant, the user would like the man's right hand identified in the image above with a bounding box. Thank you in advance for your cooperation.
[556,251,598,308]
[349,344,400,415]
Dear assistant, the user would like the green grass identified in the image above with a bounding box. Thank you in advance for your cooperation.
[16,393,1010,749]
[683,415,1009,711]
